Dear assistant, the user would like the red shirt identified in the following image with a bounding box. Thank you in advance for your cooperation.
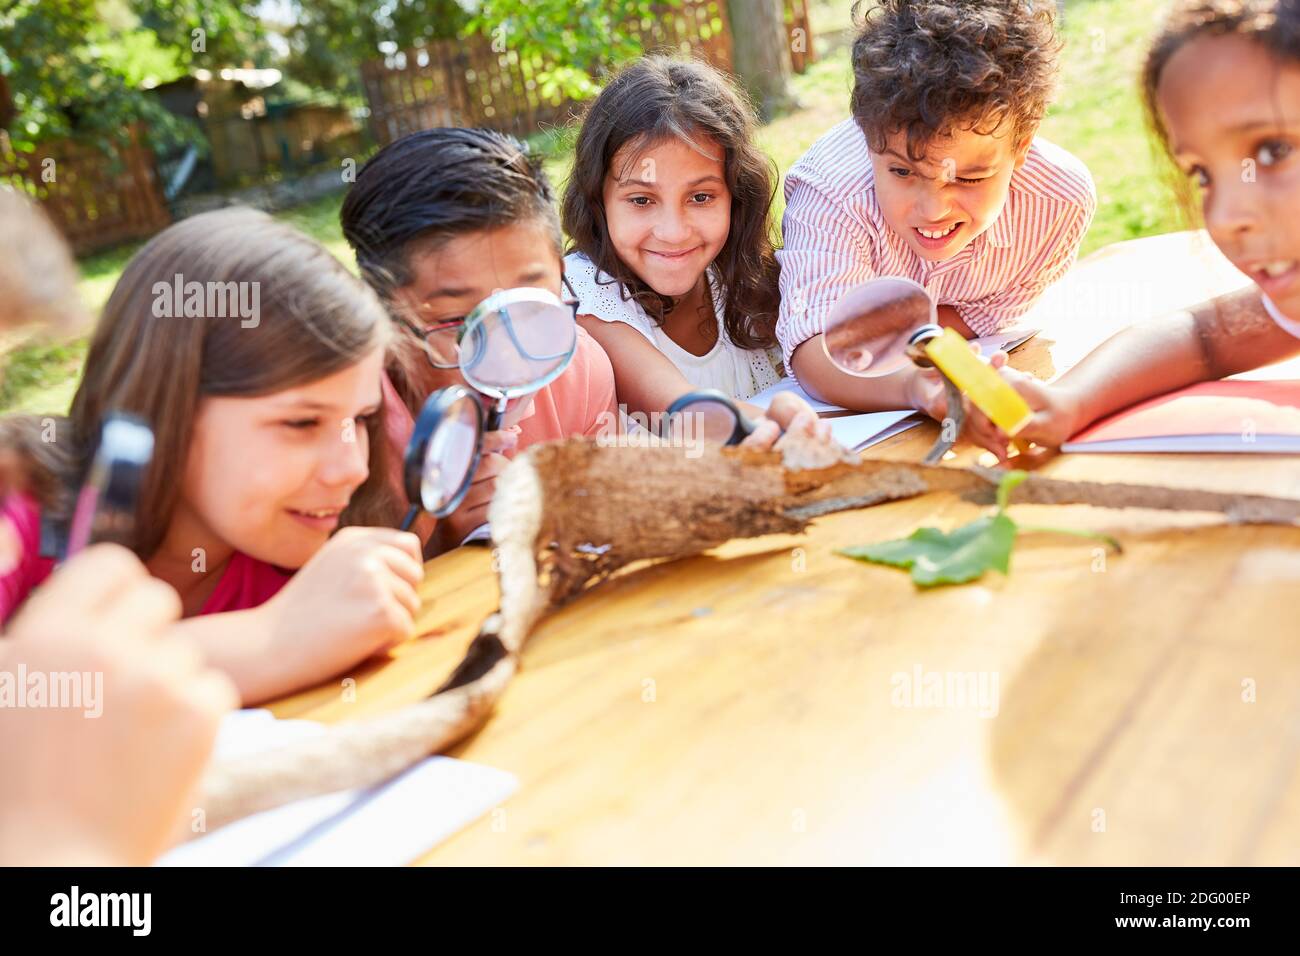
[0,493,290,627]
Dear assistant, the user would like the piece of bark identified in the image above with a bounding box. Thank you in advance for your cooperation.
[193,437,1300,834]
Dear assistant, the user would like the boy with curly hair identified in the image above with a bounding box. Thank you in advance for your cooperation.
[777,0,1097,417]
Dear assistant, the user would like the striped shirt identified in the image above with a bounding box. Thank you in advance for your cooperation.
[776,119,1097,372]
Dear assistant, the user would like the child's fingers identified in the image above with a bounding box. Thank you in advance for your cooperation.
[375,543,425,587]
[764,391,813,432]
[41,544,154,617]
[481,429,519,456]
[786,410,820,437]
[966,414,1011,465]
[472,451,510,482]
[739,419,781,451]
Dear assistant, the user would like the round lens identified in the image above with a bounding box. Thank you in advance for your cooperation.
[460,289,577,399]
[420,396,481,514]
[822,276,935,377]
[665,398,741,445]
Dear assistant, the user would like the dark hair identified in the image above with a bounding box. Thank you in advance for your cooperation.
[561,55,780,352]
[1142,0,1300,218]
[340,127,562,300]
[849,0,1061,161]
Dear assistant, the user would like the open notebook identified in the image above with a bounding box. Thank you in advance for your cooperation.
[1062,380,1300,454]
[748,328,1039,452]
[158,709,517,867]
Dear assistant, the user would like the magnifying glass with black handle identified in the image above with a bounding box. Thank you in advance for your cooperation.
[65,412,154,557]
[397,287,578,532]
[661,388,758,446]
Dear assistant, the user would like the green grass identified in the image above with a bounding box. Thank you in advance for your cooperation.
[1040,0,1183,254]
[1,0,1184,414]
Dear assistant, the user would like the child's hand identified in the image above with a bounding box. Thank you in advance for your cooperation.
[436,428,517,549]
[904,340,1006,423]
[262,526,425,685]
[0,544,236,865]
[740,391,834,451]
[905,365,951,422]
[964,367,1086,465]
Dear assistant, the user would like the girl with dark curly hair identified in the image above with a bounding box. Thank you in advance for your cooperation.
[562,56,789,413]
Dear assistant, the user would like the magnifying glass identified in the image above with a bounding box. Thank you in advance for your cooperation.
[662,388,757,446]
[822,276,1033,462]
[459,287,577,431]
[398,386,485,531]
[66,413,154,555]
[398,288,578,531]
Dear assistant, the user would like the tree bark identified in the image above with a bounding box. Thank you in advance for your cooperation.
[725,0,796,121]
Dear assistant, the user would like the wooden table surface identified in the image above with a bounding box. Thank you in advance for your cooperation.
[269,232,1300,865]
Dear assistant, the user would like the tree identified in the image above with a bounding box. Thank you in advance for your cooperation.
[283,0,677,103]
[0,0,266,153]
[725,0,794,121]
[282,0,469,98]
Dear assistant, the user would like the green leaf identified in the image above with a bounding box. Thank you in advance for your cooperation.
[839,514,1018,588]
[996,469,1029,513]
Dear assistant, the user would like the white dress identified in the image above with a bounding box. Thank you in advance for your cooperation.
[565,251,782,401]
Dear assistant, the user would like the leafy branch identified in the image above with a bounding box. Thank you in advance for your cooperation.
[838,470,1122,588]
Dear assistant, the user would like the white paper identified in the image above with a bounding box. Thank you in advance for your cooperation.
[747,377,844,414]
[158,709,517,867]
[974,327,1039,357]
[460,522,493,545]
[827,410,923,451]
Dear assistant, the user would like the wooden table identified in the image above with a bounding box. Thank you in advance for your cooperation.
[270,232,1300,865]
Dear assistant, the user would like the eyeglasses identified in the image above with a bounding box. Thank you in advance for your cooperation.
[398,276,580,371]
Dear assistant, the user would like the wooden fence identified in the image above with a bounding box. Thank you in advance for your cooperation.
[362,0,816,146]
[0,125,171,256]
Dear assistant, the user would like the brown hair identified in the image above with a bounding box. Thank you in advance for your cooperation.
[561,55,780,351]
[2,207,397,558]
[1142,0,1300,218]
[849,0,1061,161]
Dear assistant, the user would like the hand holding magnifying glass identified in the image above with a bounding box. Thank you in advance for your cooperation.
[65,413,154,557]
[822,277,1034,464]
[659,388,834,450]
[397,287,578,536]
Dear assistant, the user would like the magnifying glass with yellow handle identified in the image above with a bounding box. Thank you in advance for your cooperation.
[822,276,1032,463]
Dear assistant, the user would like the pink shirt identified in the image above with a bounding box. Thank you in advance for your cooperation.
[0,493,290,627]
[382,324,619,457]
[776,119,1097,372]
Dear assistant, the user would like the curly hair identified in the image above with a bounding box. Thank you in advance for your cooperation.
[1142,0,1300,217]
[561,56,780,351]
[849,0,1062,161]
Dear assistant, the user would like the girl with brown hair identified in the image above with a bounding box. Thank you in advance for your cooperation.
[0,206,424,704]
